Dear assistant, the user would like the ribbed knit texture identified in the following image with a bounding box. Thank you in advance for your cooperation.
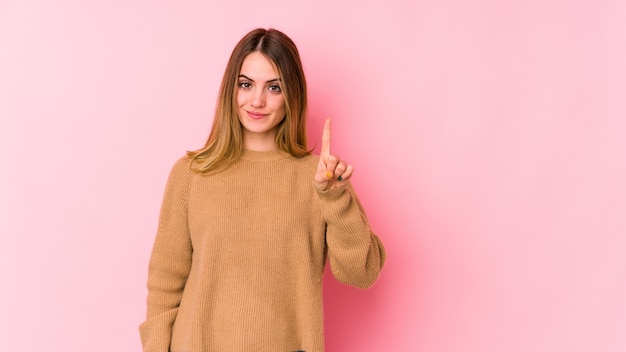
[139,150,386,352]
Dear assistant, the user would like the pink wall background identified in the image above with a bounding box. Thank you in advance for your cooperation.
[1,1,625,351]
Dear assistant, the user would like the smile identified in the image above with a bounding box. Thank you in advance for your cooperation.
[246,111,268,120]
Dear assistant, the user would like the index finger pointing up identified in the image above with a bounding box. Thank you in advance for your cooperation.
[320,118,331,160]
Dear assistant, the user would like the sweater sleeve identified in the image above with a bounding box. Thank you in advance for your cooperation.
[139,157,193,352]
[317,182,386,289]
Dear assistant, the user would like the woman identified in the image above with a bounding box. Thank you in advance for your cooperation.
[139,28,385,352]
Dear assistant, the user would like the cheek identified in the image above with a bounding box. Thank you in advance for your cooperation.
[236,90,245,107]
[273,96,286,113]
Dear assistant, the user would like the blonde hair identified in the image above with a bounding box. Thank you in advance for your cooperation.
[188,28,310,173]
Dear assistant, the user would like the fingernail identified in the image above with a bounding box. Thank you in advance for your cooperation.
[337,176,343,181]
[325,171,333,180]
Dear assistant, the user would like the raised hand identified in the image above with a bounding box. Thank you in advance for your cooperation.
[313,118,354,191]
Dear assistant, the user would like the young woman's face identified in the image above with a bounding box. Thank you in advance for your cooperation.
[236,51,286,150]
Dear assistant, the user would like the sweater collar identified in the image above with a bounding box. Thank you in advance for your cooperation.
[240,149,289,161]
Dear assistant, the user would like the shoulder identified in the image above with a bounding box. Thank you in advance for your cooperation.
[172,155,192,169]
[166,155,193,182]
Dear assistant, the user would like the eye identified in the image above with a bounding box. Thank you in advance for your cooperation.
[238,81,252,89]
[268,84,282,93]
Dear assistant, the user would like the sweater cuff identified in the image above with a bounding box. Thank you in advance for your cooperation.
[314,184,348,201]
[314,184,358,223]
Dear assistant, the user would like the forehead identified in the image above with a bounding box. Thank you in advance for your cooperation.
[239,52,280,79]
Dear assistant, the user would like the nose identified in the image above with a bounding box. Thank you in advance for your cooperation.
[250,88,266,108]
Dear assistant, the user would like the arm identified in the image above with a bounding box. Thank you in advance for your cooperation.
[312,119,385,289]
[318,183,385,289]
[139,157,193,351]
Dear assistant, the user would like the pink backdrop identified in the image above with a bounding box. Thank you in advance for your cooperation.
[1,1,625,351]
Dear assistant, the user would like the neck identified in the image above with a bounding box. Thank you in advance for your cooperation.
[242,131,277,151]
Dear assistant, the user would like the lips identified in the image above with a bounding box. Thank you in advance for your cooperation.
[246,110,268,120]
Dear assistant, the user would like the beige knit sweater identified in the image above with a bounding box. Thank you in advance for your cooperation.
[139,150,385,352]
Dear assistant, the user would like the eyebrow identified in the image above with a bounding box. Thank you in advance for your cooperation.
[238,74,281,83]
